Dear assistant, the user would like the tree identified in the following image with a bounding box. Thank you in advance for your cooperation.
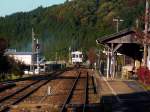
[0,38,9,75]
[0,38,8,55]
[0,38,24,80]
[87,48,96,68]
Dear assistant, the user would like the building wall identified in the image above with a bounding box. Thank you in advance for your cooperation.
[10,55,32,65]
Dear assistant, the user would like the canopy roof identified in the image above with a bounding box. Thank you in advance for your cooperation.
[96,28,143,60]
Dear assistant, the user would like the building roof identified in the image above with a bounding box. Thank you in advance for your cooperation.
[5,51,37,55]
[96,27,144,60]
[96,27,135,44]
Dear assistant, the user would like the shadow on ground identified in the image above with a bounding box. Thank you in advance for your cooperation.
[73,91,150,112]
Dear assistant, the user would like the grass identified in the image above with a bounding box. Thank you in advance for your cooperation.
[0,74,23,82]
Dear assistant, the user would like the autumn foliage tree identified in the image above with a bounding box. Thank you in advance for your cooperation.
[87,48,96,68]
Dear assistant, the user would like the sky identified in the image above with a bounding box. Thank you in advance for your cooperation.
[0,0,66,17]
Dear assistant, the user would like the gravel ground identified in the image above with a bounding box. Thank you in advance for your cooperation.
[11,70,78,112]
[0,80,36,101]
[10,69,100,112]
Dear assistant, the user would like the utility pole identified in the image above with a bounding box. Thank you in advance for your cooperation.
[111,18,124,79]
[56,52,58,64]
[69,47,71,64]
[36,39,40,74]
[113,18,124,32]
[143,0,149,67]
[31,28,36,74]
[113,18,125,67]
[136,19,139,28]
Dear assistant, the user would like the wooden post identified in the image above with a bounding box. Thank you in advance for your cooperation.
[110,43,115,79]
[143,0,149,67]
[147,46,150,69]
[107,48,110,79]
[112,53,116,79]
[110,45,112,78]
[143,44,148,66]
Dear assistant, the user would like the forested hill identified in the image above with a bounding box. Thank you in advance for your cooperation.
[0,0,145,59]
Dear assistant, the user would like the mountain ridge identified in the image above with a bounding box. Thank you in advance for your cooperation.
[0,0,145,59]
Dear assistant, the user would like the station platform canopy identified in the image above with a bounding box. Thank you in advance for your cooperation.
[96,28,144,61]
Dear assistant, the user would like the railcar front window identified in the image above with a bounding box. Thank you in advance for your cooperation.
[79,54,82,58]
[72,54,75,58]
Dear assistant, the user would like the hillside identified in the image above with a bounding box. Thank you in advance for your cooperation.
[0,0,145,59]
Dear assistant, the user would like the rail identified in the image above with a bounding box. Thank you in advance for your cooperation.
[0,80,40,103]
[83,72,88,112]
[0,80,50,112]
[60,72,81,112]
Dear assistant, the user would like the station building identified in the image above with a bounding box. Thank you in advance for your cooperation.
[96,28,146,79]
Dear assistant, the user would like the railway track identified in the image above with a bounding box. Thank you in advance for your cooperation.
[83,73,88,112]
[60,71,92,112]
[0,80,50,112]
[1,68,98,112]
[0,80,39,103]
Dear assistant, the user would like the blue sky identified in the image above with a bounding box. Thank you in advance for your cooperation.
[0,0,66,17]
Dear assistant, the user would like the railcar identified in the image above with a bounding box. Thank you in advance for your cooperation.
[71,51,83,67]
